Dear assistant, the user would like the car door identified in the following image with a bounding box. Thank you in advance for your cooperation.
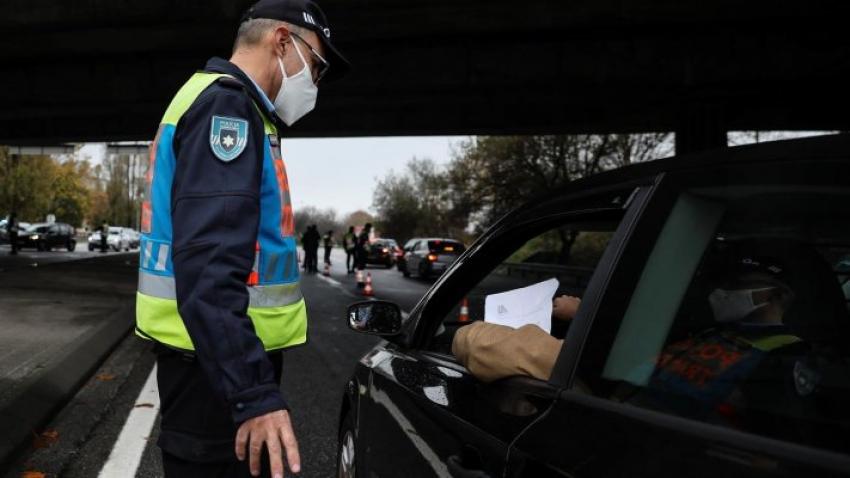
[356,186,648,478]
[47,224,60,248]
[506,158,850,477]
[406,240,422,274]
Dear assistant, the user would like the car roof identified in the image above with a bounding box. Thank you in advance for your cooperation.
[411,237,463,243]
[530,133,850,207]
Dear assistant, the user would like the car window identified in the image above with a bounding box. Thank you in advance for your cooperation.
[581,185,850,454]
[423,189,636,358]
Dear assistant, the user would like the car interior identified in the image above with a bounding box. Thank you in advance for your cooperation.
[595,188,850,454]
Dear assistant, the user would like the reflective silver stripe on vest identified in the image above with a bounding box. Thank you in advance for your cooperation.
[155,244,169,271]
[138,270,302,307]
[247,283,303,308]
[138,270,176,299]
[142,241,153,268]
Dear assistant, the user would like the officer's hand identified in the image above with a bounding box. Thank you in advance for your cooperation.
[552,295,581,322]
[235,409,301,477]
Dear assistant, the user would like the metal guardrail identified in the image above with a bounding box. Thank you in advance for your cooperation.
[496,261,595,288]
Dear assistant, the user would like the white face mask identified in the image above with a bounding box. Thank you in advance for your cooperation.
[708,287,774,323]
[273,39,318,126]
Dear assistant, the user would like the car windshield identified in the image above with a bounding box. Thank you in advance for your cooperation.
[428,240,464,253]
[28,225,49,233]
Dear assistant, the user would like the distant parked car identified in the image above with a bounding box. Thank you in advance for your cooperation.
[0,220,30,244]
[366,238,400,268]
[16,223,76,251]
[124,228,141,249]
[108,227,131,252]
[87,230,102,251]
[88,227,131,252]
[398,237,465,278]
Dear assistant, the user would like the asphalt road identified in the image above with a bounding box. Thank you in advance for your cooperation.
[0,240,131,268]
[5,248,436,478]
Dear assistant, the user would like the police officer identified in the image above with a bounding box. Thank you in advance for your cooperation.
[356,223,372,271]
[342,226,356,273]
[322,229,334,266]
[6,212,18,255]
[100,220,109,253]
[134,1,349,476]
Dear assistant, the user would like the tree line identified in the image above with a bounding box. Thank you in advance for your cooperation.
[0,146,145,229]
[371,134,673,245]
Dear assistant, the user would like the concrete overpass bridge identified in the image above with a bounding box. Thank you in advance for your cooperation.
[2,0,848,152]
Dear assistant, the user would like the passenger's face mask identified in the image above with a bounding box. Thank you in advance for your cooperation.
[273,39,318,126]
[708,287,774,323]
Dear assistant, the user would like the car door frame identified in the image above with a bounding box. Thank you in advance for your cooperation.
[358,177,661,477]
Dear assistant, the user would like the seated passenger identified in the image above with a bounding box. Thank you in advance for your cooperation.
[636,255,805,424]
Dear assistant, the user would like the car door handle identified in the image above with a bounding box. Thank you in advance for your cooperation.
[447,454,492,478]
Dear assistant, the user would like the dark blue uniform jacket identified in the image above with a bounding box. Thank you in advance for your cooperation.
[171,57,289,424]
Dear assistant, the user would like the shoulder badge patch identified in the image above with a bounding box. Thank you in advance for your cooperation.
[210,115,249,162]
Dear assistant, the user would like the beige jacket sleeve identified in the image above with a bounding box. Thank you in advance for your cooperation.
[451,321,564,382]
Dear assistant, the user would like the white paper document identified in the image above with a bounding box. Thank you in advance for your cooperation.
[484,278,559,334]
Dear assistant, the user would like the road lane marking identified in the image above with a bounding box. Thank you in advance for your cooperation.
[316,274,360,298]
[316,272,412,317]
[98,365,159,478]
[370,388,449,477]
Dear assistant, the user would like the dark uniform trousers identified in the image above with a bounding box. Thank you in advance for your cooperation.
[155,345,284,477]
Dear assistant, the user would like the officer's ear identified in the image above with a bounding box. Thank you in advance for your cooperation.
[273,26,293,56]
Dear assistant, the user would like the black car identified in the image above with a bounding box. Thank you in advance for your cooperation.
[338,135,850,478]
[17,222,76,251]
[366,238,400,268]
[398,238,465,279]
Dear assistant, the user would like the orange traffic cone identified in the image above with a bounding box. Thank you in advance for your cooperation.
[355,269,364,288]
[323,263,331,276]
[363,273,374,296]
[458,298,470,322]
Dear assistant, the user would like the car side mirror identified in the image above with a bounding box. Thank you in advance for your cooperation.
[347,300,402,336]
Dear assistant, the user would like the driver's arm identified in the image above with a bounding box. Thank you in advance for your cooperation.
[452,321,563,382]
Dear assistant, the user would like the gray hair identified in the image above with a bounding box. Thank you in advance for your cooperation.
[233,18,304,51]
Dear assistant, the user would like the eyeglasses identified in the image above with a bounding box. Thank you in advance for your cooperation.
[290,32,330,84]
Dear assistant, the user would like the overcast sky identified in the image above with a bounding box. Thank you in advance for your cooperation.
[282,136,463,214]
[81,136,465,216]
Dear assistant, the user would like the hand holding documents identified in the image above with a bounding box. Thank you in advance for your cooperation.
[484,278,559,334]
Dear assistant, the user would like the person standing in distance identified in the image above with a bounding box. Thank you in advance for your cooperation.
[356,223,372,271]
[134,1,350,476]
[342,225,356,273]
[100,220,109,253]
[301,224,320,273]
[322,229,334,266]
[6,212,18,255]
